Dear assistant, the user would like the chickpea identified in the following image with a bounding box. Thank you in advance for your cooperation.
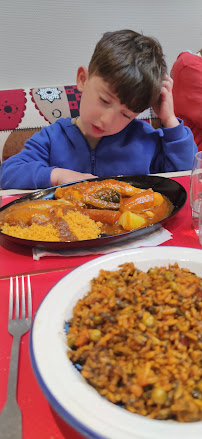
[90,329,101,342]
[169,281,178,291]
[164,271,174,281]
[148,268,157,275]
[143,314,155,327]
[93,315,103,325]
[151,387,167,405]
[145,210,155,218]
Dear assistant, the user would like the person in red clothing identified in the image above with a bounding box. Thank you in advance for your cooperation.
[171,50,202,151]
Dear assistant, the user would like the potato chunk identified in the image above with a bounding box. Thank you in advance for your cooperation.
[153,192,164,206]
[118,211,147,231]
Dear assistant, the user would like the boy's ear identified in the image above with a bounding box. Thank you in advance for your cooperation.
[76,66,88,92]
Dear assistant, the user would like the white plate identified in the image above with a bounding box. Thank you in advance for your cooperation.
[30,247,202,439]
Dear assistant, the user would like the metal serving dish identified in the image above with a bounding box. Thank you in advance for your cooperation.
[0,175,187,249]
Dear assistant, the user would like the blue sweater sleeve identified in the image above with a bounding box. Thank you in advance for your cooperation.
[0,127,57,189]
[150,119,197,173]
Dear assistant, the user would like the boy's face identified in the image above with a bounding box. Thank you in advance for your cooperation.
[76,67,138,138]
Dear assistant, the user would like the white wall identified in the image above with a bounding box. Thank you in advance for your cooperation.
[1,0,202,89]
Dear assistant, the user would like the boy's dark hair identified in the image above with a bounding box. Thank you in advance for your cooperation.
[88,29,167,113]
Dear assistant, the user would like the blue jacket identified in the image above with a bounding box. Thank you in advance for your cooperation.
[0,117,197,189]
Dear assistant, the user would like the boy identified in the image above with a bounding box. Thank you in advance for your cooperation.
[0,29,197,189]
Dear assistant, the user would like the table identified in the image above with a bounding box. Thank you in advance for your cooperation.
[0,173,201,439]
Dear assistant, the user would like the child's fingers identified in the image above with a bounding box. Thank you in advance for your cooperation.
[162,75,173,91]
[163,73,173,82]
[160,84,173,103]
[159,87,168,102]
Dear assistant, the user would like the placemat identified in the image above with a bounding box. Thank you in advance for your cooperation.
[33,225,172,259]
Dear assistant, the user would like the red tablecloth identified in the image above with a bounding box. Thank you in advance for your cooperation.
[0,270,86,439]
[160,175,201,249]
[0,176,201,279]
[0,175,201,438]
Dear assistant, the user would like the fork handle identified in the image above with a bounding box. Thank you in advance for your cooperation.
[6,334,21,403]
[0,335,22,438]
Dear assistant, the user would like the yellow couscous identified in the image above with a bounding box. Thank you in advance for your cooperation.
[1,223,61,241]
[62,211,102,241]
[1,210,102,241]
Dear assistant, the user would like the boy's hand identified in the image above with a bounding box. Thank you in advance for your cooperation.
[51,168,97,186]
[152,75,179,128]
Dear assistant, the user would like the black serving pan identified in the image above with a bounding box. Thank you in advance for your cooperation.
[0,175,187,250]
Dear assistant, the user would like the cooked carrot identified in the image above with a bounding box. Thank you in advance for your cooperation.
[120,189,154,213]
[83,209,121,225]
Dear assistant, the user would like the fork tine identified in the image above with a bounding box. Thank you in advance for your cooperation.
[27,275,32,319]
[15,276,19,319]
[21,276,25,319]
[9,275,32,321]
[9,277,13,320]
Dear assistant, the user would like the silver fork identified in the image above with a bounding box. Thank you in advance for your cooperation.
[0,275,32,439]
